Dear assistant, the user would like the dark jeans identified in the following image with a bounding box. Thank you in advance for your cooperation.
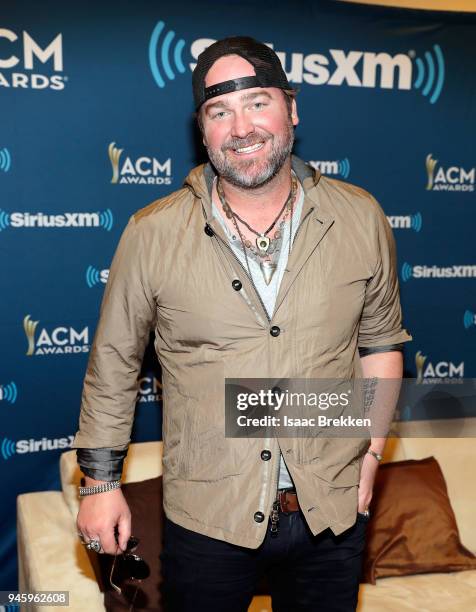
[160,508,370,612]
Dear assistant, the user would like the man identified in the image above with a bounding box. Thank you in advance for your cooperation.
[74,36,411,611]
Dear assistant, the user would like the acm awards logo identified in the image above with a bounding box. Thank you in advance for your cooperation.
[23,314,90,356]
[108,142,172,186]
[308,159,350,179]
[0,28,66,90]
[1,435,73,460]
[0,381,18,404]
[415,350,464,384]
[426,154,475,192]
[138,376,162,403]
[149,20,445,104]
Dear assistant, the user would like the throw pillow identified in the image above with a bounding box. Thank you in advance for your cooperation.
[362,456,476,584]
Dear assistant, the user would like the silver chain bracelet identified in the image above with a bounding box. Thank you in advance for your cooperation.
[79,480,121,497]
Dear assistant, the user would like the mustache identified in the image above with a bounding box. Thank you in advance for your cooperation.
[222,134,271,151]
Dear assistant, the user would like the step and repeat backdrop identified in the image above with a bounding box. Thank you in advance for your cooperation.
[1,0,475,590]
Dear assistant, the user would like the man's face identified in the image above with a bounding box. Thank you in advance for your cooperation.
[200,55,299,189]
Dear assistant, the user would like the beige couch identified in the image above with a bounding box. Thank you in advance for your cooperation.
[17,423,476,612]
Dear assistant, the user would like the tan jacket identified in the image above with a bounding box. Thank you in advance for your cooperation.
[73,156,411,548]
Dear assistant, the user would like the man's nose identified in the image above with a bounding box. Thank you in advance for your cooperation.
[231,110,255,139]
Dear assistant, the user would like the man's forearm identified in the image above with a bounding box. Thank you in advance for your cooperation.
[360,350,403,454]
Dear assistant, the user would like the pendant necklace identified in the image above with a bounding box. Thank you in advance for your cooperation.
[216,175,298,285]
[217,176,297,256]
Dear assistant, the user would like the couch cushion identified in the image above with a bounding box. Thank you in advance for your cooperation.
[362,456,476,584]
[17,491,105,610]
[397,435,476,553]
[358,569,476,611]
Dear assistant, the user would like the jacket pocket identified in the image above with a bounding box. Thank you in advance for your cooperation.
[294,436,368,469]
[311,460,361,488]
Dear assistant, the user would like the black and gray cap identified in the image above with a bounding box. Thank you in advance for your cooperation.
[192,36,295,110]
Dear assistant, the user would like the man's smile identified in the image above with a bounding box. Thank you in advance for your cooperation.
[233,142,265,154]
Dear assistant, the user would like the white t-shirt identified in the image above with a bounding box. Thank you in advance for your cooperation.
[212,178,304,489]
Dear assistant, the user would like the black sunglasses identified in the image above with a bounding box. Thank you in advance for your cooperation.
[109,536,150,611]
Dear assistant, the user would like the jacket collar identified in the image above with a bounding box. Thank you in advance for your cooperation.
[183,154,332,226]
[183,155,335,320]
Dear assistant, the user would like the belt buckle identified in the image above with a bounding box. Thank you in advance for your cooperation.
[278,489,294,515]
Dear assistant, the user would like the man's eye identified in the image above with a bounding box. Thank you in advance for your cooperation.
[252,102,266,110]
[213,111,228,119]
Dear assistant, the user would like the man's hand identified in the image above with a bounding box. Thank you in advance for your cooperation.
[76,477,131,554]
[357,451,380,513]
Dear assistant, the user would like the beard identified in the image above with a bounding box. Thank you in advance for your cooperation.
[206,121,295,189]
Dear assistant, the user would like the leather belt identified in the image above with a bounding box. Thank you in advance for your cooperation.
[278,489,300,513]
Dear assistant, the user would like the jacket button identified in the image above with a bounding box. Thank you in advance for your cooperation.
[261,450,271,461]
[232,279,242,291]
[270,326,281,337]
[254,511,265,523]
[272,386,282,395]
[204,223,214,237]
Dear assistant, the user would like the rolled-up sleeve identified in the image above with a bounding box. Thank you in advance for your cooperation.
[357,198,412,349]
[72,215,156,450]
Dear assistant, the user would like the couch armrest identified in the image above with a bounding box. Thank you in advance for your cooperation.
[17,491,105,612]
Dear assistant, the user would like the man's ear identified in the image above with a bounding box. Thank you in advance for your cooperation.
[291,98,299,127]
[197,109,208,147]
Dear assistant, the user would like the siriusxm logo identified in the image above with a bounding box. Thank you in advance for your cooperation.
[1,435,73,460]
[415,350,464,384]
[149,21,186,88]
[108,142,172,185]
[149,21,445,103]
[0,28,66,90]
[463,310,476,330]
[401,262,476,282]
[24,314,90,356]
[387,213,422,232]
[138,376,162,403]
[308,158,350,179]
[0,147,11,172]
[426,154,474,192]
[0,209,113,232]
[0,381,18,404]
[86,265,109,288]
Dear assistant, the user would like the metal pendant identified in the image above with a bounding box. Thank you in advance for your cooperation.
[256,235,270,253]
[260,260,277,285]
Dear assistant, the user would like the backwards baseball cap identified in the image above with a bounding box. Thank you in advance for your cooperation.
[192,36,296,110]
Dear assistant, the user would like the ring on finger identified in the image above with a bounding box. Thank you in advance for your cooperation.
[86,538,102,553]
